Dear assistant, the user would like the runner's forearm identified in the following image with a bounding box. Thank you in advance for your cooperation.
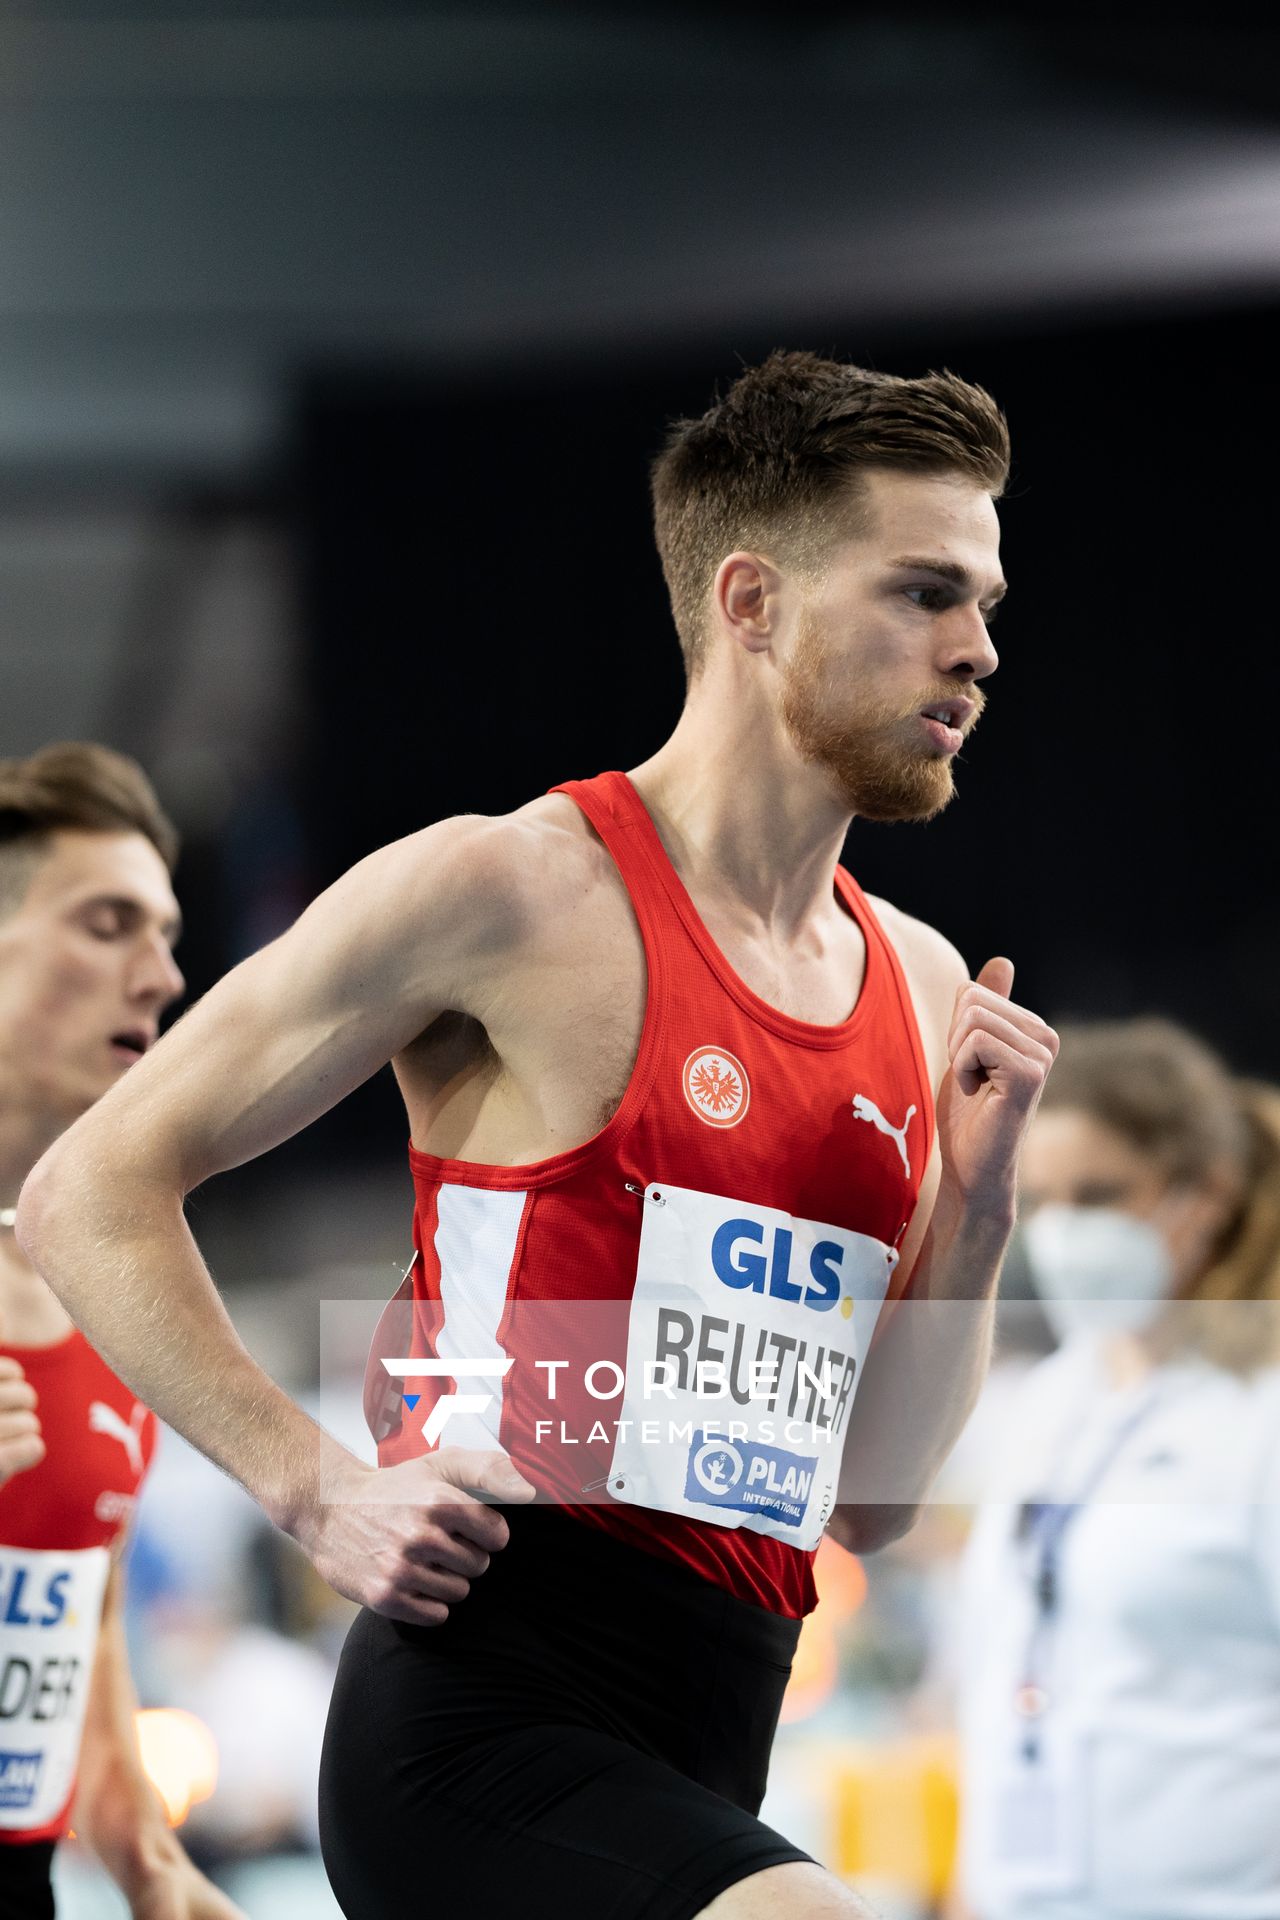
[74,1566,171,1892]
[15,1155,341,1531]
[77,1567,248,1916]
[833,1177,1011,1545]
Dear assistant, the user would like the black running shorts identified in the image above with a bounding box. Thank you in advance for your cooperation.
[0,1841,55,1920]
[319,1503,814,1919]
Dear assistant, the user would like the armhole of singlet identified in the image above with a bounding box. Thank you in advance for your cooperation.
[544,773,676,1144]
[548,774,670,925]
[834,864,938,1179]
[404,778,669,1192]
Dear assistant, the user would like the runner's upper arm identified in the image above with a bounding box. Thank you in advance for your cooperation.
[49,814,535,1193]
[865,893,969,1091]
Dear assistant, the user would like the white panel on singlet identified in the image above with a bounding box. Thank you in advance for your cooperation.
[432,1183,527,1452]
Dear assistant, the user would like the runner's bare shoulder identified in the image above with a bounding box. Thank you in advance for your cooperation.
[863,893,968,1083]
[431,791,611,933]
[863,892,968,992]
[380,793,616,1021]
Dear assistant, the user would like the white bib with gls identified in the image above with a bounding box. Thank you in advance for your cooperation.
[0,1545,111,1832]
[604,1183,897,1549]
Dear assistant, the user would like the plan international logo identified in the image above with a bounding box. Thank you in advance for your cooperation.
[0,1750,42,1811]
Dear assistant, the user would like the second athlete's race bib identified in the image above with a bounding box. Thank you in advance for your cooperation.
[605,1183,898,1549]
[0,1545,111,1832]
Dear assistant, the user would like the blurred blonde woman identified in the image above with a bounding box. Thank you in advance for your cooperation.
[953,1018,1280,1920]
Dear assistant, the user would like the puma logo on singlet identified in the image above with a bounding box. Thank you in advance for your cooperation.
[851,1095,917,1179]
[88,1399,148,1476]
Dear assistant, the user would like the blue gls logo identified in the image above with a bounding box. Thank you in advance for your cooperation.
[710,1219,842,1313]
[0,1568,70,1629]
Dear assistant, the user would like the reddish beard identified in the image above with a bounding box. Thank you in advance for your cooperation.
[780,615,984,822]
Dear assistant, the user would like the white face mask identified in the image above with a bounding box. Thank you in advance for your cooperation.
[1021,1203,1174,1342]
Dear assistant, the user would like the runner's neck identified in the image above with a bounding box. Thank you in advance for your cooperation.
[626,755,852,942]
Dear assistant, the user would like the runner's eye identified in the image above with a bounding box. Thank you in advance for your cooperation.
[83,913,125,941]
[902,586,1000,627]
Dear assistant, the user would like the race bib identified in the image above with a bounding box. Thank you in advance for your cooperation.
[0,1545,110,1831]
[605,1183,897,1549]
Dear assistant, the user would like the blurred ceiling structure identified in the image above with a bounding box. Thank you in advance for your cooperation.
[0,2,1276,480]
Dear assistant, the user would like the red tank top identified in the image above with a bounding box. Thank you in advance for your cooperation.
[370,770,935,1618]
[0,1329,157,1844]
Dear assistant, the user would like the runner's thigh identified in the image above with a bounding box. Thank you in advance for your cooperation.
[319,1607,813,1920]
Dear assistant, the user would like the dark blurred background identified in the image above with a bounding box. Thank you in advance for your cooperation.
[4,0,1277,1225]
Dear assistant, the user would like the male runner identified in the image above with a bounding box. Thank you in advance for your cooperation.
[0,744,241,1919]
[18,353,1058,1918]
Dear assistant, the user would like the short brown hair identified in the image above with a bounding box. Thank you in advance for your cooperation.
[651,349,1011,683]
[0,742,179,919]
[1040,1018,1280,1369]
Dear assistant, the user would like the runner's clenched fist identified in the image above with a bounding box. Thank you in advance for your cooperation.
[0,1314,44,1485]
[935,956,1058,1207]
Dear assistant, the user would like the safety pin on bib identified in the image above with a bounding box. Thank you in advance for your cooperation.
[580,1473,629,1493]
[623,1181,666,1206]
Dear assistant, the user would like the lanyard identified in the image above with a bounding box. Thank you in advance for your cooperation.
[1013,1382,1169,1760]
